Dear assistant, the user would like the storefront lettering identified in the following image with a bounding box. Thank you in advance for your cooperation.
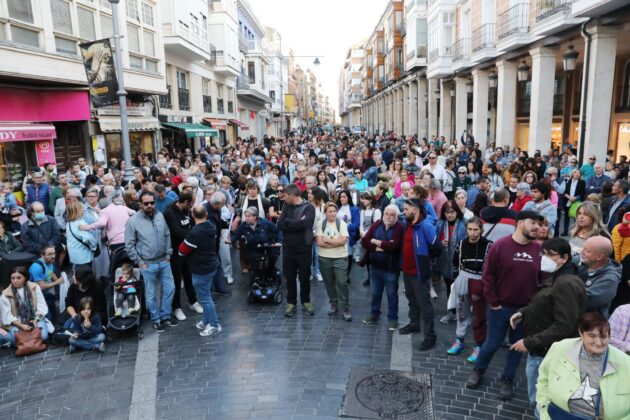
[0,131,17,140]
[620,124,630,134]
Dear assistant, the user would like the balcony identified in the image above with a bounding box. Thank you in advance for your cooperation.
[498,3,529,39]
[163,20,210,61]
[533,0,585,36]
[159,85,172,109]
[472,23,495,52]
[213,50,240,76]
[427,45,453,78]
[203,95,212,113]
[238,34,248,52]
[536,0,571,22]
[453,38,471,62]
[237,76,250,90]
[178,88,190,111]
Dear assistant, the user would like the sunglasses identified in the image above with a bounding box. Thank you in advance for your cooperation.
[142,201,155,206]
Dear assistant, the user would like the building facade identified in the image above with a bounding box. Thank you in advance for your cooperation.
[339,42,365,128]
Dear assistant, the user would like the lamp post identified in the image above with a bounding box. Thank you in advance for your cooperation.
[562,44,578,73]
[109,0,134,181]
[517,60,530,82]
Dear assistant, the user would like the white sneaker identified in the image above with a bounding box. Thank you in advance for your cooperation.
[195,320,206,330]
[226,276,234,285]
[316,273,323,282]
[430,287,438,299]
[174,308,187,321]
[190,302,204,314]
[200,324,222,336]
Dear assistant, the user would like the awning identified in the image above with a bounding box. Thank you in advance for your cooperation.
[99,116,160,132]
[229,119,250,130]
[0,123,57,142]
[203,118,228,130]
[161,122,219,138]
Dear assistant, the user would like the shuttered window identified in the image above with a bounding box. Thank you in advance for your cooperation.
[100,14,113,39]
[143,30,155,56]
[127,24,140,52]
[129,55,143,69]
[55,36,76,54]
[146,59,158,73]
[142,2,154,26]
[51,0,73,35]
[100,0,111,10]
[126,0,139,21]
[7,0,34,24]
[11,26,39,47]
[77,7,96,40]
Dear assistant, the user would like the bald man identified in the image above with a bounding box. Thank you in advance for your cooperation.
[578,236,621,318]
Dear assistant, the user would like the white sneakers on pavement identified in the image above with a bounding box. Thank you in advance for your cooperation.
[174,308,187,321]
[195,320,206,330]
[200,324,222,337]
[190,302,204,314]
[226,276,234,284]
[430,287,438,299]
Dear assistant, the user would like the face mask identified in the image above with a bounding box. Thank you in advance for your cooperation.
[34,213,46,221]
[540,255,559,273]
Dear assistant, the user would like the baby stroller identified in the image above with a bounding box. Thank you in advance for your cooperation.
[105,247,144,340]
[247,243,283,305]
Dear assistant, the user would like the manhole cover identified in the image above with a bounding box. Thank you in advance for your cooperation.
[341,368,434,419]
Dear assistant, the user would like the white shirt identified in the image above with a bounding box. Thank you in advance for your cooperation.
[0,283,48,325]
[422,163,446,181]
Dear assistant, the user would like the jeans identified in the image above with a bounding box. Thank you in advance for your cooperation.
[10,320,49,343]
[170,254,196,310]
[526,354,544,411]
[319,256,349,308]
[140,260,176,323]
[364,166,379,187]
[311,243,320,276]
[402,270,436,339]
[475,306,524,380]
[0,329,14,346]
[69,333,105,350]
[43,291,58,324]
[191,271,220,327]
[284,251,311,305]
[213,264,229,293]
[370,267,399,321]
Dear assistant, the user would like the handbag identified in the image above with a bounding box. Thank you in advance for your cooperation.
[69,223,101,257]
[568,200,581,219]
[14,327,47,357]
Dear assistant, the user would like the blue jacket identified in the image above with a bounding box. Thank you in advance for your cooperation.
[403,217,437,281]
[67,314,102,339]
[66,219,98,265]
[21,216,61,253]
[26,183,51,212]
[344,205,361,246]
[230,218,282,251]
[466,185,481,208]
[585,174,611,195]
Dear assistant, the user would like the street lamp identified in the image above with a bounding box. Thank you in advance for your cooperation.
[517,60,530,82]
[562,44,578,73]
[488,71,498,89]
[108,0,133,181]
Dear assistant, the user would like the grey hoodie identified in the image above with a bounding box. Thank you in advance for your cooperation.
[125,210,172,267]
[577,259,622,318]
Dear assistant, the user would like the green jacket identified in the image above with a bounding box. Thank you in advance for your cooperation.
[536,337,630,420]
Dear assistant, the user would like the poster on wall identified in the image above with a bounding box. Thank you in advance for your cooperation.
[92,135,106,164]
[35,139,56,167]
[79,39,119,107]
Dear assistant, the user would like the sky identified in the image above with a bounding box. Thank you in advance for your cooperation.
[249,0,389,122]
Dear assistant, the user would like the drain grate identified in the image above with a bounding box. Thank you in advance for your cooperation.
[340,368,434,419]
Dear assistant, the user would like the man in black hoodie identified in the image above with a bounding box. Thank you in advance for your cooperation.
[277,184,315,317]
[480,188,517,242]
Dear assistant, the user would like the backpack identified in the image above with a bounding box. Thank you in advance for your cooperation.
[322,218,341,233]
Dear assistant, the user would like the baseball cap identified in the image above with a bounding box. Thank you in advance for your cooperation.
[516,210,544,223]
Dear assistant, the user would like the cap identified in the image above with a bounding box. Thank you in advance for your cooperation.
[516,210,544,222]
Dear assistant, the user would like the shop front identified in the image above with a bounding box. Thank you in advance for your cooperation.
[160,116,219,153]
[229,119,249,144]
[0,87,91,179]
[515,120,571,152]
[203,118,228,147]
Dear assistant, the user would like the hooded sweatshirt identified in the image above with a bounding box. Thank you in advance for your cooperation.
[480,206,517,242]
[277,199,315,253]
[577,259,622,318]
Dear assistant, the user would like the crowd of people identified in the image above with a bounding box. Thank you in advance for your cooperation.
[1,130,630,418]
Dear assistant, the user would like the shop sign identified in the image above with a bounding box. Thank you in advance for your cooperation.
[620,124,630,134]
[158,115,193,123]
[0,126,56,142]
[98,101,147,116]
[79,38,119,107]
[35,139,56,166]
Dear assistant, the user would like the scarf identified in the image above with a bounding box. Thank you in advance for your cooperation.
[12,285,35,324]
[242,194,264,218]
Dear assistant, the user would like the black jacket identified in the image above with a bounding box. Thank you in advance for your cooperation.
[564,178,586,204]
[521,263,587,357]
[180,221,218,274]
[163,202,192,249]
[277,200,315,253]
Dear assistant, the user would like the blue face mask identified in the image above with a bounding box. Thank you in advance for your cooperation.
[34,213,46,221]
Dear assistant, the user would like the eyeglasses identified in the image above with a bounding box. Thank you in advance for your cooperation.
[142,201,155,206]
[458,172,466,174]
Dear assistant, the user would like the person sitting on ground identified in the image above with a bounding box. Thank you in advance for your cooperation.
[28,245,62,324]
[577,236,621,318]
[61,268,106,328]
[65,297,105,353]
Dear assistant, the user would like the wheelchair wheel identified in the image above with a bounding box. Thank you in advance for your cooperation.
[273,291,283,305]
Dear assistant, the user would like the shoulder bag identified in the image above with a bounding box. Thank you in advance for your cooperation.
[69,223,101,258]
[14,327,47,357]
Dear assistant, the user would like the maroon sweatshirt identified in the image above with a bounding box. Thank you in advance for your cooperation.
[482,235,542,308]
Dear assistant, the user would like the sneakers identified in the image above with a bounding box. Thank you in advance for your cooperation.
[440,312,457,324]
[342,308,352,321]
[430,287,438,299]
[362,314,378,325]
[303,302,314,316]
[316,273,323,282]
[387,321,399,331]
[467,346,481,363]
[174,308,187,321]
[226,275,234,285]
[327,304,338,315]
[153,322,165,333]
[115,308,122,317]
[95,342,105,353]
[195,320,206,330]
[399,324,420,335]
[499,377,514,400]
[466,368,484,389]
[447,338,465,355]
[163,317,179,328]
[190,302,204,314]
[419,337,436,351]
[285,304,297,318]
[200,324,222,337]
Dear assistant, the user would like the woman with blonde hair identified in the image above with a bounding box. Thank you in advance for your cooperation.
[569,201,610,255]
[66,200,98,269]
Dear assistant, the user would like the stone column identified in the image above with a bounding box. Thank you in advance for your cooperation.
[582,25,619,163]
[418,78,428,139]
[402,84,409,136]
[495,59,517,147]
[455,77,468,141]
[428,79,439,138]
[528,46,557,154]
[440,80,452,142]
[408,80,418,136]
[393,89,400,134]
[472,69,489,150]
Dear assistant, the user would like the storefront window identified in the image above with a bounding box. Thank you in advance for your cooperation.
[0,141,36,187]
[104,132,154,161]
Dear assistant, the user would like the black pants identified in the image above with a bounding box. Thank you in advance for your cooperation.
[170,254,196,309]
[402,263,436,340]
[284,251,311,305]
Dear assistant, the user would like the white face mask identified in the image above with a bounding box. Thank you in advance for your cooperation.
[540,255,559,273]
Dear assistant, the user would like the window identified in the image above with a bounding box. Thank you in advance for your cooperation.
[11,26,39,47]
[216,82,224,98]
[100,0,111,10]
[129,55,143,69]
[141,2,154,26]
[51,0,73,35]
[127,24,140,52]
[416,18,427,46]
[8,0,34,24]
[55,36,76,55]
[145,59,158,73]
[177,70,187,89]
[100,14,113,39]
[248,62,255,84]
[77,7,96,40]
[268,62,275,74]
[191,14,199,36]
[269,90,276,101]
[0,23,5,41]
[202,79,211,95]
[126,0,139,21]
[143,30,155,56]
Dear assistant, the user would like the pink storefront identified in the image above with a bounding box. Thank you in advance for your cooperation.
[0,87,90,184]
